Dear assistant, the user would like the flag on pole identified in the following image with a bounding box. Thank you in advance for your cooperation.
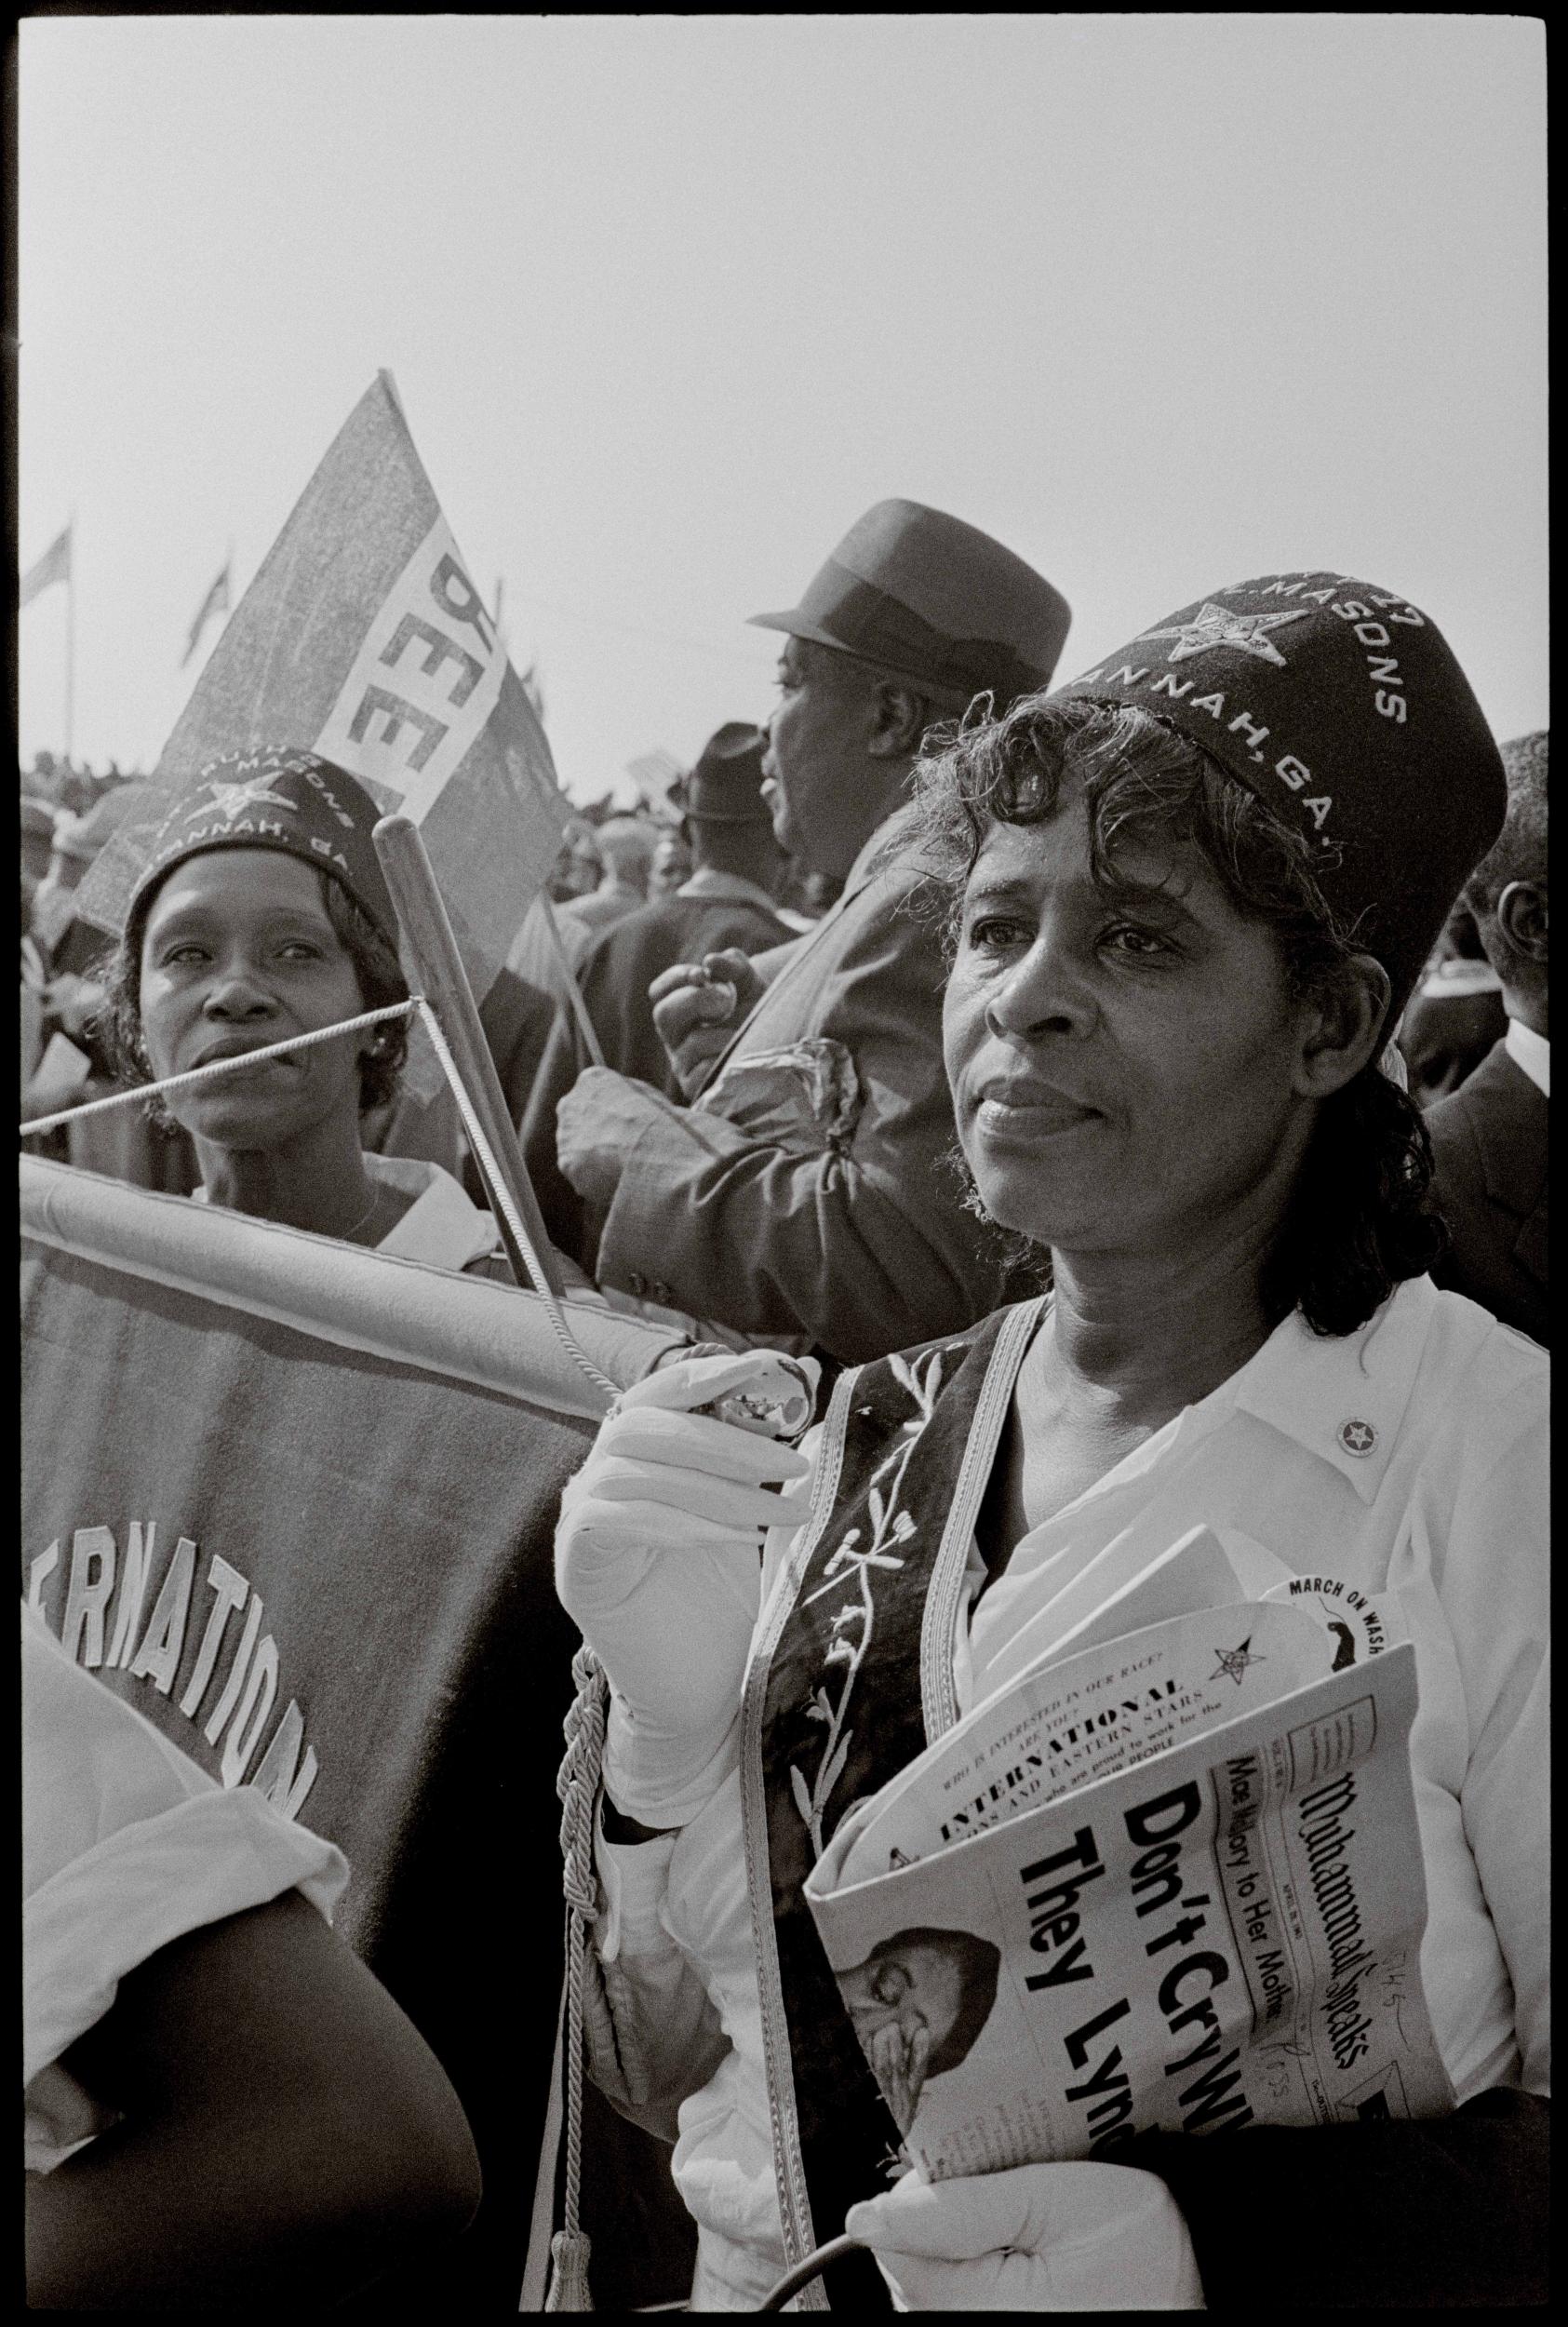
[626,748,686,808]
[76,374,570,1005]
[20,524,72,609]
[181,558,231,666]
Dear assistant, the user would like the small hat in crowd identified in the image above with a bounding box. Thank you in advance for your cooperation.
[124,747,401,952]
[1053,573,1508,1030]
[49,780,158,868]
[676,722,772,823]
[749,499,1072,713]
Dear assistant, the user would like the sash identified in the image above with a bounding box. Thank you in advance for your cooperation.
[740,1296,1043,2308]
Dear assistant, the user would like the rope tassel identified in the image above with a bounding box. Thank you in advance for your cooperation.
[543,2227,594,2313]
[547,1643,610,2311]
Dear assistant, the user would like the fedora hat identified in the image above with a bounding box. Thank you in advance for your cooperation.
[677,721,773,823]
[749,499,1071,712]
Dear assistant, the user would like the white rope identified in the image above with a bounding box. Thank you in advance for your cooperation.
[20,989,622,1409]
[546,1641,608,2310]
[409,1000,620,1406]
[18,1001,418,1139]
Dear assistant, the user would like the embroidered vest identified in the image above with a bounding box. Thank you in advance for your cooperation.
[739,1297,1044,2309]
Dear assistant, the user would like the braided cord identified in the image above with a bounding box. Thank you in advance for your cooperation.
[409,1001,620,1406]
[19,989,622,1410]
[18,999,417,1139]
[547,1641,609,2310]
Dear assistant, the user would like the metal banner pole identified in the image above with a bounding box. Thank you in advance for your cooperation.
[536,893,607,1069]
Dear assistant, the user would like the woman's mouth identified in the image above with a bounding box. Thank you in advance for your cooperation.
[191,1037,302,1074]
[973,1083,1098,1137]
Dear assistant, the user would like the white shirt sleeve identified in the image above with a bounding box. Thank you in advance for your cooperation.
[22,1605,349,2171]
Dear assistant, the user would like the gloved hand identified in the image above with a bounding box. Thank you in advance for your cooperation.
[555,1348,817,1826]
[844,2159,1206,2311]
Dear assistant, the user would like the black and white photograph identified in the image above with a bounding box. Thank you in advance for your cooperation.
[20,13,1545,2312]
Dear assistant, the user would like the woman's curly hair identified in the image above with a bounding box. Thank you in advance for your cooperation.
[99,867,409,1127]
[906,693,1447,1338]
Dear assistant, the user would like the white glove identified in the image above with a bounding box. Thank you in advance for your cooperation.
[555,1348,816,1825]
[844,2160,1206,2311]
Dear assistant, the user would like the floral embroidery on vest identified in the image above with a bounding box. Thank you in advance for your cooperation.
[789,1347,946,1856]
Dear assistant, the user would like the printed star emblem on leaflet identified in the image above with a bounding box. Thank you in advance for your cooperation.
[1209,1637,1266,1688]
[1138,602,1312,668]
[187,775,301,822]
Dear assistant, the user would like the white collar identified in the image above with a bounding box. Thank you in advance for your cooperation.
[363,1153,502,1270]
[1505,1017,1549,1096]
[194,1154,500,1272]
[1218,1274,1438,1504]
[677,867,783,913]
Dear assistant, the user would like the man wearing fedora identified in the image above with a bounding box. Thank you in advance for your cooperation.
[553,500,1071,1364]
[522,722,796,1253]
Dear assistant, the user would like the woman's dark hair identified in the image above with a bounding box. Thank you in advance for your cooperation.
[864,1927,1001,2078]
[100,862,409,1125]
[908,694,1447,1338]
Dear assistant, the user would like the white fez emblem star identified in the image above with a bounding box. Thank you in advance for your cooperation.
[1137,602,1312,669]
[186,774,301,822]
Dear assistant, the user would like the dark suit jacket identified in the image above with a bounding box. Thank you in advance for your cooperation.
[1427,1038,1548,1346]
[585,843,1023,1364]
[520,887,796,1262]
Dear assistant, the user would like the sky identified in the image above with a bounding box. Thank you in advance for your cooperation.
[19,14,1548,802]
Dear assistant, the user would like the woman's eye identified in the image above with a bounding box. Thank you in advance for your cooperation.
[1102,921,1173,960]
[159,943,209,966]
[966,915,1028,953]
[275,941,325,962]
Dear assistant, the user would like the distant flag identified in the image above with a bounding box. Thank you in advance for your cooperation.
[20,524,72,609]
[181,558,232,666]
[626,748,685,808]
[76,371,570,1012]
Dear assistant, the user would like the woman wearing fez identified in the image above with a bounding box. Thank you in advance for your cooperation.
[555,577,1547,2309]
[101,747,506,1274]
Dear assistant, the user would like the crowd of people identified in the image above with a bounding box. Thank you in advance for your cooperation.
[21,498,1548,2308]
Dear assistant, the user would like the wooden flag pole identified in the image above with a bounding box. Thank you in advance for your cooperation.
[535,892,607,1069]
[373,815,566,1299]
[64,510,76,761]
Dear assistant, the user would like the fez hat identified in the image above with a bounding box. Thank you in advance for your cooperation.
[124,747,400,954]
[1052,573,1508,1033]
[749,500,1071,712]
[677,722,772,823]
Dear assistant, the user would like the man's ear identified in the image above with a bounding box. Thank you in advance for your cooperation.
[865,679,931,760]
[1292,953,1391,1099]
[1496,880,1548,965]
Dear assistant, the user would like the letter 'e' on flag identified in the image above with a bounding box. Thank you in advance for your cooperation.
[75,373,570,1002]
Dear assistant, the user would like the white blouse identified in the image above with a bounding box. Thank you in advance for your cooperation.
[593,1277,1549,2307]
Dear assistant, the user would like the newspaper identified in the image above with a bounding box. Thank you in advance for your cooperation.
[804,1585,1453,2180]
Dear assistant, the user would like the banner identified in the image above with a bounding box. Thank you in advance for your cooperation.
[75,374,570,1002]
[21,1157,683,2309]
